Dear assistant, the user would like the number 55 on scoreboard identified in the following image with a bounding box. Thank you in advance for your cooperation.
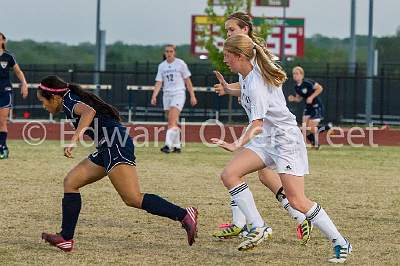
[191,15,304,59]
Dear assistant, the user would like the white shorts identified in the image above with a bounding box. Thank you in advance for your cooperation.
[244,127,309,176]
[163,91,186,111]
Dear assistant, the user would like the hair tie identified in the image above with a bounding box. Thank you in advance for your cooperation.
[39,83,69,92]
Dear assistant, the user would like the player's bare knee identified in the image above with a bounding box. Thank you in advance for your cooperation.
[220,169,237,188]
[123,195,142,208]
[63,176,79,192]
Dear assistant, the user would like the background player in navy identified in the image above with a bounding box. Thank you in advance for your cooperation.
[0,32,28,159]
[288,66,331,149]
[38,75,198,252]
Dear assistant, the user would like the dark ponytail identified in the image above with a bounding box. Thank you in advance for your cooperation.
[0,32,6,50]
[38,75,120,121]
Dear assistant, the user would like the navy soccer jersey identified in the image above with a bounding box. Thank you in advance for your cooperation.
[0,51,16,92]
[63,91,124,142]
[294,79,324,119]
[62,91,136,172]
[294,79,321,106]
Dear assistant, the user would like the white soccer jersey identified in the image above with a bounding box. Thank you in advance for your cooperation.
[240,67,309,176]
[155,58,191,94]
[239,68,297,134]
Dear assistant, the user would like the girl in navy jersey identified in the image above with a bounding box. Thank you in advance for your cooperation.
[212,35,351,263]
[0,32,28,159]
[38,75,198,252]
[212,12,309,244]
[288,66,331,149]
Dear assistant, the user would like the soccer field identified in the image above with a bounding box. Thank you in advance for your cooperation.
[1,141,399,265]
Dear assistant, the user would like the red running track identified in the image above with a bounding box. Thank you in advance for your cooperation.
[7,121,400,146]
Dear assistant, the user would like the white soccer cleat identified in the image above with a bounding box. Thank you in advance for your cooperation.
[328,238,352,263]
[237,225,272,251]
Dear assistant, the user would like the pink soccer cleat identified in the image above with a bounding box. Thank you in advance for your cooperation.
[181,207,198,246]
[42,232,74,252]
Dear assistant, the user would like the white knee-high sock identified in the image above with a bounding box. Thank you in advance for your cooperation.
[230,198,246,228]
[281,198,306,224]
[276,188,306,224]
[171,127,181,148]
[306,203,346,246]
[229,183,264,228]
[165,128,174,148]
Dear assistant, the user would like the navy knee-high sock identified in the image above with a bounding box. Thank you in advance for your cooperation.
[318,123,331,133]
[306,133,316,146]
[0,132,7,150]
[60,193,82,240]
[141,193,187,221]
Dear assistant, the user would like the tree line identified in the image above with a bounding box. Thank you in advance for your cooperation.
[7,34,400,67]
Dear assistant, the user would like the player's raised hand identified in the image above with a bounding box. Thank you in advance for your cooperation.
[288,95,295,102]
[214,71,229,88]
[214,83,225,96]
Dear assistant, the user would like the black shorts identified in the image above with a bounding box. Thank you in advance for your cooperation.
[0,92,12,109]
[304,103,324,120]
[88,136,136,173]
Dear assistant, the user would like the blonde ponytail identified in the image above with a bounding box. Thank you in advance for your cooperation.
[254,44,287,87]
[224,34,286,87]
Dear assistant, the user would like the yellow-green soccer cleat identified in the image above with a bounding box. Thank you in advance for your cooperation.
[237,225,272,251]
[297,219,313,245]
[328,238,352,263]
[0,148,9,159]
[213,224,244,239]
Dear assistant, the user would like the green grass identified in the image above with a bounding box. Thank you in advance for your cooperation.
[0,141,399,265]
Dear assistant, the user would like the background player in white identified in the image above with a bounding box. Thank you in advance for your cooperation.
[0,32,28,159]
[151,44,197,153]
[212,34,352,263]
[212,12,309,244]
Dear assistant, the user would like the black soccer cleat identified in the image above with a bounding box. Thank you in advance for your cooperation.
[172,147,181,153]
[160,145,171,153]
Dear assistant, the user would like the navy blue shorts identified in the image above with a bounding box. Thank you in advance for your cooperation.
[304,103,324,120]
[0,92,12,109]
[88,137,136,173]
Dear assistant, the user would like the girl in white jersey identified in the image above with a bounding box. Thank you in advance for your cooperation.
[151,44,197,153]
[212,34,352,263]
[213,12,309,244]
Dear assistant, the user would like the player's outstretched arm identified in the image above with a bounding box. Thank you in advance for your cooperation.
[64,103,96,158]
[211,119,263,152]
[306,83,323,104]
[288,94,303,103]
[13,64,28,98]
[184,78,198,106]
[151,81,162,106]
